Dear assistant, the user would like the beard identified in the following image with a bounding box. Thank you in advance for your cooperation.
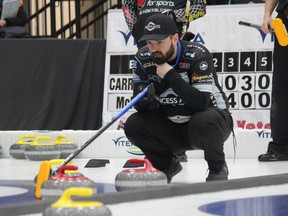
[151,43,174,65]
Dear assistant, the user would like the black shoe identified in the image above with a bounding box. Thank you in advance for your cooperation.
[258,150,288,161]
[173,151,188,162]
[206,163,228,182]
[163,158,183,184]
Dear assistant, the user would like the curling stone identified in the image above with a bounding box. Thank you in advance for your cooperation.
[43,187,112,216]
[9,135,35,159]
[53,135,78,159]
[115,158,167,191]
[34,160,81,198]
[24,136,61,161]
[41,165,97,199]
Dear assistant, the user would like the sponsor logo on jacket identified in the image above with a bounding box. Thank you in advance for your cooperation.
[183,50,197,60]
[159,88,184,106]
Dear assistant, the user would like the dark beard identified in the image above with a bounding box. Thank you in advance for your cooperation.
[151,43,174,65]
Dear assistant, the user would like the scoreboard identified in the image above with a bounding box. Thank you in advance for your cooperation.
[214,50,273,110]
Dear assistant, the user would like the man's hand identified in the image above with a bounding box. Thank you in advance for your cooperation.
[0,20,7,27]
[137,83,155,102]
[156,63,173,78]
[261,16,272,34]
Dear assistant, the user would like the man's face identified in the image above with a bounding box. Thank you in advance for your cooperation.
[147,34,177,64]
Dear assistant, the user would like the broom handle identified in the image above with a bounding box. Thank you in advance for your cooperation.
[238,21,274,32]
[51,85,148,176]
[181,0,191,39]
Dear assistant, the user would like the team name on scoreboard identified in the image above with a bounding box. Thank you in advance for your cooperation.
[108,75,133,111]
[109,76,133,91]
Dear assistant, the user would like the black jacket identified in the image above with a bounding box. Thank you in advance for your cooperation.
[277,0,288,12]
[131,40,229,121]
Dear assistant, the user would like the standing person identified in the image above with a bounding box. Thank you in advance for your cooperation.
[122,0,206,49]
[258,0,288,161]
[0,0,27,38]
[122,0,206,162]
[124,14,233,183]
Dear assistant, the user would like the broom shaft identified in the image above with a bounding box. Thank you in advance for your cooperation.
[51,86,148,175]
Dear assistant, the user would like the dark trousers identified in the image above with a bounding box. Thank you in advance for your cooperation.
[124,108,233,172]
[268,12,288,153]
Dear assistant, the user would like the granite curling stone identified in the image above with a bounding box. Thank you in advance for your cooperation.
[53,135,78,159]
[24,136,61,161]
[115,158,167,191]
[43,187,112,216]
[9,135,35,159]
[41,165,97,199]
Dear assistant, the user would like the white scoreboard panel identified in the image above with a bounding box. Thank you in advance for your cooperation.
[212,51,273,110]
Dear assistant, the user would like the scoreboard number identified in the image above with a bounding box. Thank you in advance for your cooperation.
[226,92,239,110]
[256,51,273,71]
[239,74,255,92]
[238,92,255,109]
[255,73,272,91]
[212,52,223,72]
[222,74,239,92]
[255,91,271,109]
[240,52,255,72]
[224,52,239,72]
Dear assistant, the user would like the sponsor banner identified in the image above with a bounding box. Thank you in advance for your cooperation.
[232,110,270,130]
[226,128,272,159]
[106,10,137,53]
[66,130,144,158]
[104,5,275,130]
[188,4,275,51]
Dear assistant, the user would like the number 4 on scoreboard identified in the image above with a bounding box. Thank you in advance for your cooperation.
[227,92,239,110]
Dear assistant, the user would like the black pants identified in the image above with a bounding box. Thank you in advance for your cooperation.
[268,12,288,153]
[124,108,233,172]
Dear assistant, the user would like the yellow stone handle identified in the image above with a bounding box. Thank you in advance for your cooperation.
[16,135,35,144]
[272,18,288,47]
[30,136,53,146]
[51,188,103,208]
[54,135,73,144]
[49,159,72,166]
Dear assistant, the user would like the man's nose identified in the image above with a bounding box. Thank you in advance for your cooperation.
[149,44,159,53]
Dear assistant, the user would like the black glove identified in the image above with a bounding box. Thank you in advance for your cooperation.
[134,83,159,111]
[137,83,156,102]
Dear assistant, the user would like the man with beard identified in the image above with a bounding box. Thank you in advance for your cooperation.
[124,14,233,183]
[122,0,206,162]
